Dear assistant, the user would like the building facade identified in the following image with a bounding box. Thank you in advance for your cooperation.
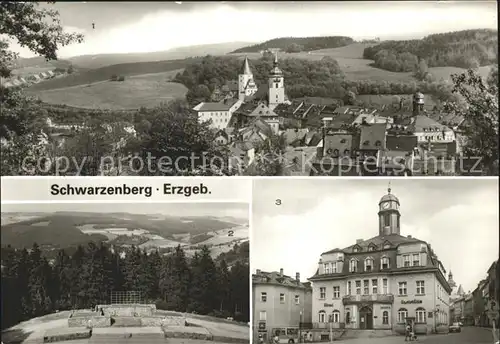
[253,269,313,342]
[308,188,452,338]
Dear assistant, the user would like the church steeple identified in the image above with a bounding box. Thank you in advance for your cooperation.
[240,56,252,75]
[378,184,401,236]
[238,56,257,101]
[268,51,285,109]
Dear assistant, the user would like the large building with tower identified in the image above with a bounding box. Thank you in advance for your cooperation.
[253,268,313,343]
[308,187,452,338]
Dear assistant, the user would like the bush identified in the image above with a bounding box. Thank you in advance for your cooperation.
[117,76,125,82]
[110,74,118,81]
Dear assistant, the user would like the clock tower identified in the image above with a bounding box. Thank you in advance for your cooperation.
[378,186,401,236]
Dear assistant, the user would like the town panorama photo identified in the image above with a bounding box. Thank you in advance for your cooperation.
[1,1,498,176]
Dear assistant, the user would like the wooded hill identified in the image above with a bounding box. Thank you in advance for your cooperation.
[231,36,355,53]
[363,29,498,71]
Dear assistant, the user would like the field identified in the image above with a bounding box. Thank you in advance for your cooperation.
[231,43,494,82]
[29,71,187,110]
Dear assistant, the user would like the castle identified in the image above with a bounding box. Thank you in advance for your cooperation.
[193,53,291,133]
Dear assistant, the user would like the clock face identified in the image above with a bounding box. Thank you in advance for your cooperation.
[382,202,391,209]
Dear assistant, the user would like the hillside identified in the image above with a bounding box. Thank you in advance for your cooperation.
[13,56,73,70]
[363,29,498,70]
[0,212,240,249]
[231,36,355,53]
[67,41,255,69]
[26,58,196,92]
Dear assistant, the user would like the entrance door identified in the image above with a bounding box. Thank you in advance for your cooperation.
[359,306,373,330]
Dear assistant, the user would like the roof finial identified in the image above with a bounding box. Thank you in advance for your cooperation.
[388,181,391,194]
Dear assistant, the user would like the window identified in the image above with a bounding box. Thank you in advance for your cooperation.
[331,263,337,273]
[363,280,369,295]
[319,311,326,323]
[397,216,400,228]
[295,295,300,304]
[333,149,339,156]
[333,286,340,299]
[382,279,388,294]
[355,280,361,295]
[261,292,267,302]
[372,279,378,294]
[416,281,425,295]
[382,311,389,324]
[347,281,352,295]
[384,214,390,226]
[381,256,389,269]
[353,247,359,253]
[259,311,267,321]
[368,246,374,251]
[416,308,426,323]
[346,311,351,324]
[413,254,420,266]
[332,310,340,323]
[344,149,350,156]
[280,293,285,303]
[349,259,358,272]
[375,140,382,146]
[398,282,407,296]
[324,263,330,274]
[320,287,326,299]
[275,83,279,88]
[398,308,408,323]
[364,258,374,272]
[403,255,410,267]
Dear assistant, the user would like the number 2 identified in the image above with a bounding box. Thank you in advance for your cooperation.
[228,230,234,237]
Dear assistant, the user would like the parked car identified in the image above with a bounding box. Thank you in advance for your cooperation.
[449,322,462,333]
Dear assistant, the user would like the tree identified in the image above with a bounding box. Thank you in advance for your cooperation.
[247,134,287,176]
[0,2,84,176]
[446,69,499,175]
[414,59,429,81]
[345,90,357,105]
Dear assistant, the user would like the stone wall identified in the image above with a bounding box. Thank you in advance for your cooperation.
[98,304,156,317]
[141,315,186,327]
[68,315,111,328]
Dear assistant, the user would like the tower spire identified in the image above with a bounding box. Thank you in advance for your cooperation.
[388,181,391,194]
[241,56,252,75]
[274,51,278,65]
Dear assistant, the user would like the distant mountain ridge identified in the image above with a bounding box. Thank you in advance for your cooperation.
[14,41,254,71]
[0,212,245,249]
[231,36,355,53]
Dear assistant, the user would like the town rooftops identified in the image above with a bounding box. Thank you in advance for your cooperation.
[322,233,424,255]
[409,115,452,133]
[359,123,387,150]
[386,134,418,152]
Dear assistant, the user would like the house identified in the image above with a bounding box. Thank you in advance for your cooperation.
[214,130,230,145]
[281,146,318,176]
[283,129,309,147]
[193,98,242,130]
[239,118,273,145]
[247,102,280,135]
[228,141,255,173]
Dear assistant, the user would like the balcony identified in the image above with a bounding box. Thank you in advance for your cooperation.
[342,294,394,304]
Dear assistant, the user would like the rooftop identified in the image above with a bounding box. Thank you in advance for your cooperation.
[253,269,311,289]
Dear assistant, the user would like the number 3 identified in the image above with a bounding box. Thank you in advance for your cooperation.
[276,199,281,205]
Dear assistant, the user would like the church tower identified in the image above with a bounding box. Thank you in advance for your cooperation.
[268,52,286,110]
[378,186,401,236]
[238,56,258,101]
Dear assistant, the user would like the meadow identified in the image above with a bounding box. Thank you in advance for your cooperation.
[29,71,187,110]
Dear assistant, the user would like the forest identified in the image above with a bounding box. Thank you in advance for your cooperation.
[231,36,355,53]
[1,241,250,330]
[174,55,458,106]
[363,29,498,71]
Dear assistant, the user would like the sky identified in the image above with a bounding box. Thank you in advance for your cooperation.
[4,1,498,58]
[1,202,249,219]
[252,178,499,294]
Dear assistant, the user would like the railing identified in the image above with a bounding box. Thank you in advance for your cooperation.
[342,294,394,304]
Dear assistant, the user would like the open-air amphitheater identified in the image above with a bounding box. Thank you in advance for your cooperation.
[4,292,249,344]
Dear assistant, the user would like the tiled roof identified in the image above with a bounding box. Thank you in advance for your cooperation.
[359,123,387,150]
[195,99,238,112]
[253,270,312,289]
[248,102,277,117]
[284,129,309,145]
[240,56,252,75]
[409,115,452,132]
[339,234,424,253]
[386,135,418,152]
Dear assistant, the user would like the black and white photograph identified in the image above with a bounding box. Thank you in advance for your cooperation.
[1,202,250,344]
[251,178,499,343]
[1,1,498,176]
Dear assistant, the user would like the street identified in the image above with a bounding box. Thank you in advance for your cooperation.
[333,327,497,344]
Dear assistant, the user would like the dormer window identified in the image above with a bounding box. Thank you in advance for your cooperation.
[333,149,339,156]
[340,139,346,143]
[363,140,369,146]
[344,149,350,156]
[324,263,330,274]
[381,256,390,269]
[349,259,358,272]
[368,243,377,251]
[375,140,382,147]
[364,258,374,272]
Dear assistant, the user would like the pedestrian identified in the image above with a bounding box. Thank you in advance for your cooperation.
[404,323,411,341]
[274,331,279,344]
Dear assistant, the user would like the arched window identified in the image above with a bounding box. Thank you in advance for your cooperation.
[319,310,326,323]
[332,310,340,323]
[349,259,358,272]
[416,307,426,323]
[364,257,374,272]
[382,311,389,325]
[345,311,351,324]
[398,308,408,323]
[381,256,390,269]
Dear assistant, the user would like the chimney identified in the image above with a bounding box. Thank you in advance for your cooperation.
[256,269,261,275]
[279,268,284,276]
[296,272,300,282]
[356,239,363,244]
[407,235,412,238]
